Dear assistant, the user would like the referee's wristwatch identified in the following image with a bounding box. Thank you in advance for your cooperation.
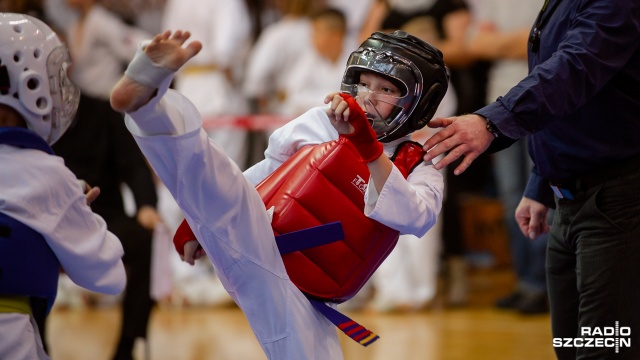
[483,117,501,138]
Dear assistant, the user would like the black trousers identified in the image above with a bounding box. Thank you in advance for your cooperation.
[108,216,155,340]
[548,166,640,359]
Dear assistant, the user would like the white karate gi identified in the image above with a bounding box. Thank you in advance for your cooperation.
[0,143,126,360]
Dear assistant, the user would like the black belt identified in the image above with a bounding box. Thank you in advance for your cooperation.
[549,154,640,200]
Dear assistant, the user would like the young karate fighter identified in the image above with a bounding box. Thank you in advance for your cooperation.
[0,13,126,360]
[111,28,447,359]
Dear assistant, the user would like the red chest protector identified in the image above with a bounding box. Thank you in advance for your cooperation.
[174,138,426,303]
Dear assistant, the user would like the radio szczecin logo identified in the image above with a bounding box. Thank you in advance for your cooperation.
[553,322,631,353]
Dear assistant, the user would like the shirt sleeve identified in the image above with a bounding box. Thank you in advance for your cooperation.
[523,166,556,209]
[476,0,640,138]
[38,156,126,295]
[124,75,194,137]
[365,161,444,238]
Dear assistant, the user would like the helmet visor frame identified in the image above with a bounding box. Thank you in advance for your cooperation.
[46,45,80,144]
[340,47,423,140]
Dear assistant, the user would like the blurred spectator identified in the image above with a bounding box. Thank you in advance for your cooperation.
[243,0,314,115]
[100,0,165,28]
[52,1,161,359]
[279,7,355,116]
[64,0,150,102]
[325,0,375,43]
[162,0,253,170]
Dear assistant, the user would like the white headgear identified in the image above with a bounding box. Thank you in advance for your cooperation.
[0,13,80,144]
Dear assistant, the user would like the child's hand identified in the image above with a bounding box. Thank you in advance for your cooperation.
[324,92,355,135]
[136,205,162,231]
[326,93,383,163]
[79,180,101,205]
[181,240,206,265]
[144,30,202,71]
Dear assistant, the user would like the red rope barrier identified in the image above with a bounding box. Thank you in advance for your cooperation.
[202,114,293,131]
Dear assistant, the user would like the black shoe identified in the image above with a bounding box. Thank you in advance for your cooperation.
[517,292,549,315]
[495,291,523,309]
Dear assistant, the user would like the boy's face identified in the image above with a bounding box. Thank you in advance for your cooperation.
[355,72,403,135]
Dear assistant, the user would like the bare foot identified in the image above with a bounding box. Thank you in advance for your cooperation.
[110,30,202,113]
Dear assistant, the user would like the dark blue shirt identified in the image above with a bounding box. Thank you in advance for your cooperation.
[475,0,640,206]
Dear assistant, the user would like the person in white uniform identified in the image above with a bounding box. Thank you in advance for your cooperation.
[162,0,253,169]
[0,13,126,360]
[110,28,448,359]
[279,7,356,117]
[64,0,151,102]
[242,0,313,115]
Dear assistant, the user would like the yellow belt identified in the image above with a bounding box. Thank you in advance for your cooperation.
[0,295,31,315]
[181,64,219,75]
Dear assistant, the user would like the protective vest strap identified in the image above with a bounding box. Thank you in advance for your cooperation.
[275,222,344,254]
[275,222,381,347]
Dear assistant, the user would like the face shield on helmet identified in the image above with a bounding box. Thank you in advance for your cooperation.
[46,45,80,141]
[340,31,448,143]
[340,60,419,139]
[342,82,405,136]
[0,13,80,145]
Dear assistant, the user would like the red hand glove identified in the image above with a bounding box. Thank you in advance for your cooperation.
[173,218,197,256]
[338,93,383,163]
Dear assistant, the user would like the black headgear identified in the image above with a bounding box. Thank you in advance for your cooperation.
[341,30,449,142]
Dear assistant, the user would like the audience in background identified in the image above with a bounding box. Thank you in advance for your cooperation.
[243,0,315,115]
[162,0,253,169]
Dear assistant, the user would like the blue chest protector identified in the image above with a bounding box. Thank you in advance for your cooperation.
[0,127,60,313]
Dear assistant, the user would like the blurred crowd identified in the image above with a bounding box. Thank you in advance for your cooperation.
[2,0,549,345]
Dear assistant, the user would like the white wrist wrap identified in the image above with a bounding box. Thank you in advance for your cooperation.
[124,41,174,88]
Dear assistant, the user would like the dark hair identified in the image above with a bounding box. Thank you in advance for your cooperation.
[310,7,347,33]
